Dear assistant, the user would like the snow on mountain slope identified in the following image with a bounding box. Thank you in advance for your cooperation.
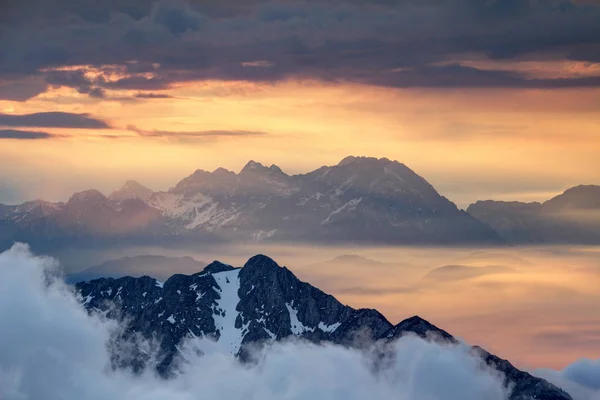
[148,192,239,231]
[210,269,247,355]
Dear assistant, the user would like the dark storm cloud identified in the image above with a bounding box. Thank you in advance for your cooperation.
[1,0,599,96]
[0,112,110,129]
[0,78,49,101]
[0,129,57,140]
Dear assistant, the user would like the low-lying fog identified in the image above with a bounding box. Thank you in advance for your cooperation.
[55,244,600,370]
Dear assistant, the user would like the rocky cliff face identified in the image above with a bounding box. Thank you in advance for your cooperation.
[75,254,571,400]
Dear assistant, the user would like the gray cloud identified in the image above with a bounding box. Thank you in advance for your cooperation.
[0,112,110,129]
[563,358,600,390]
[0,78,48,101]
[133,92,174,99]
[537,358,600,400]
[534,330,600,350]
[127,124,267,138]
[0,0,599,96]
[0,129,56,139]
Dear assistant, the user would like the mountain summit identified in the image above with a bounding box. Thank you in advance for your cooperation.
[75,254,572,400]
[0,156,505,251]
[108,180,153,202]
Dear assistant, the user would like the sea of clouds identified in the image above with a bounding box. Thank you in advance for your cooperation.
[0,243,597,400]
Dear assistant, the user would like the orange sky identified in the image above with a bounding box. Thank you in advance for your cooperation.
[1,78,599,206]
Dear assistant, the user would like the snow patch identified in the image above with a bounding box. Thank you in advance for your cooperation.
[384,165,406,183]
[286,302,315,335]
[252,229,277,241]
[318,322,341,333]
[209,269,247,355]
[263,326,276,339]
[321,198,362,225]
[82,294,94,306]
[149,192,240,231]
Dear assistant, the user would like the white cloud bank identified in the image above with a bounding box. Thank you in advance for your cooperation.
[537,358,600,400]
[0,243,589,400]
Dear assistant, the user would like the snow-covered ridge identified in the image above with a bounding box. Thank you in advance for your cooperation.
[148,192,239,231]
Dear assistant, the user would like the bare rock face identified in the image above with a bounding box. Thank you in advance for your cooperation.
[76,254,572,400]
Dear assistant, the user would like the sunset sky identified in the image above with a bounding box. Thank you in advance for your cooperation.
[1,0,599,206]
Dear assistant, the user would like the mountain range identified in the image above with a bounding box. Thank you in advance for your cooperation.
[75,254,573,400]
[0,156,504,251]
[468,185,600,244]
[65,255,207,283]
[1,156,598,251]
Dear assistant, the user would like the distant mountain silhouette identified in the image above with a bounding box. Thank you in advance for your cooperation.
[66,255,207,283]
[468,185,600,244]
[0,156,504,251]
[108,180,154,202]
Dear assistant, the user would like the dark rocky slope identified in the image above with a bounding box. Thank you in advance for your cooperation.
[76,254,571,400]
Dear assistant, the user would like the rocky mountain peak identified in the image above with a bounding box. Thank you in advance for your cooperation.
[240,160,285,176]
[242,254,283,273]
[200,260,236,275]
[123,180,145,189]
[14,199,62,213]
[385,315,457,343]
[212,167,235,177]
[171,169,226,195]
[68,189,107,204]
[268,164,284,174]
[109,180,153,202]
[337,155,391,167]
[74,254,573,400]
[183,169,212,183]
[240,160,266,173]
[542,184,600,212]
